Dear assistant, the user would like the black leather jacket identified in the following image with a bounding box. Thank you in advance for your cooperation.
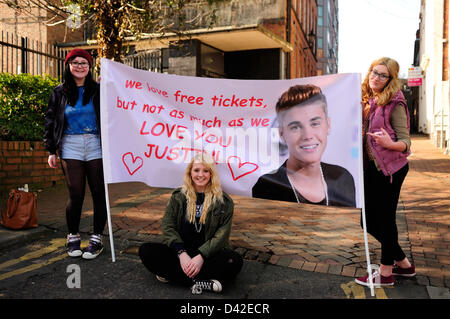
[43,83,100,155]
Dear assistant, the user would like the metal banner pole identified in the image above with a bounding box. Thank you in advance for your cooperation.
[99,58,116,262]
[358,90,374,296]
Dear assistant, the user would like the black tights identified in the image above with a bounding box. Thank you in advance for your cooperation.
[139,243,243,287]
[61,158,107,235]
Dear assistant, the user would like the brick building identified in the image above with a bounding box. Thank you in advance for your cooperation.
[289,0,318,78]
[0,2,83,44]
[0,2,84,75]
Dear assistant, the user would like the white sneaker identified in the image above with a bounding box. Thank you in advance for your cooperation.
[355,271,394,287]
[82,234,103,260]
[156,275,169,283]
[191,279,222,294]
[66,234,82,257]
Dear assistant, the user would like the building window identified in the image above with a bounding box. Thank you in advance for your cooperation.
[298,0,302,22]
[318,38,323,49]
[318,4,323,27]
[317,49,323,59]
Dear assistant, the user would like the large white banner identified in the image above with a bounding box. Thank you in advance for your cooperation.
[100,59,362,208]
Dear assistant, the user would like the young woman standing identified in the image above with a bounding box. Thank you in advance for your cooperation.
[44,49,106,259]
[356,57,415,287]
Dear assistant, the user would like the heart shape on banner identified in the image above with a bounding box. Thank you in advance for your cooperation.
[122,152,143,176]
[227,156,259,181]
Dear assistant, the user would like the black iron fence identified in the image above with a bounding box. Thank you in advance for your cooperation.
[0,31,65,78]
[123,49,168,73]
[1,30,170,78]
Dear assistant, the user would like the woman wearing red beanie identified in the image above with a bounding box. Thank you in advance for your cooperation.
[44,49,106,260]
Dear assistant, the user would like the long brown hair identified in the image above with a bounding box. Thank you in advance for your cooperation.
[361,57,401,106]
[181,153,223,224]
[63,57,97,107]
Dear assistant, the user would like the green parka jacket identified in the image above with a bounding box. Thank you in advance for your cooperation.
[162,188,234,259]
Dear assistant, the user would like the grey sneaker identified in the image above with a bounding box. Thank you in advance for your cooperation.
[66,233,82,257]
[191,279,222,295]
[82,234,103,260]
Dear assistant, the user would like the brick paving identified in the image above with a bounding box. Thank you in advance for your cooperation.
[33,135,449,288]
[400,136,450,288]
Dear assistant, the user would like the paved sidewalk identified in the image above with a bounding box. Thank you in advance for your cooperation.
[401,136,450,288]
[1,135,449,290]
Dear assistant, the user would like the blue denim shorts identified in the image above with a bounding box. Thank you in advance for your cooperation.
[60,134,102,161]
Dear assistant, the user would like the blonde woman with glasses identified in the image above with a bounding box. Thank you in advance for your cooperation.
[139,153,243,295]
[355,57,415,287]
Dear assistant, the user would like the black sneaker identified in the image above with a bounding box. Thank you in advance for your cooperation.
[66,233,82,257]
[82,234,103,260]
[191,279,222,295]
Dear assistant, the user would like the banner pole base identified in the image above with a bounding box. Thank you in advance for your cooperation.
[104,182,116,263]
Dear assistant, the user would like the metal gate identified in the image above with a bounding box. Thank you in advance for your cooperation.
[0,31,64,78]
[123,50,167,73]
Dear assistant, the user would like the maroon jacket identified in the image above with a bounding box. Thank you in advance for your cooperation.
[366,90,410,179]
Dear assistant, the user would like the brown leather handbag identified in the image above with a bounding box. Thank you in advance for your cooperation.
[1,190,38,230]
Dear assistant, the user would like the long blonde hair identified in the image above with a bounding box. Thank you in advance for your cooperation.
[181,153,223,224]
[361,57,402,106]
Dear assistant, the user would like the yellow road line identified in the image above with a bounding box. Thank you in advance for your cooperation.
[0,238,91,281]
[341,281,366,299]
[0,253,67,281]
[374,286,390,299]
[341,281,390,299]
[0,238,66,271]
[0,239,91,271]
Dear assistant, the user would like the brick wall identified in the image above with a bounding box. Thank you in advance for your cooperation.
[0,141,64,194]
[0,3,84,44]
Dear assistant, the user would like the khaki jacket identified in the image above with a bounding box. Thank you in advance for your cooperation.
[162,188,234,259]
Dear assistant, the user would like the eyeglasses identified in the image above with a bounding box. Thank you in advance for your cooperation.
[69,61,90,68]
[370,70,390,81]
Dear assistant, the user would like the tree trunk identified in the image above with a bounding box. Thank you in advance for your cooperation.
[93,0,125,63]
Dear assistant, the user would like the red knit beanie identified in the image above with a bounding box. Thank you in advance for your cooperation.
[65,49,93,67]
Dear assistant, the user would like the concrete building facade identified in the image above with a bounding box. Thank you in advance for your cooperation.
[130,0,318,80]
[1,1,319,81]
[316,0,338,75]
[416,0,450,153]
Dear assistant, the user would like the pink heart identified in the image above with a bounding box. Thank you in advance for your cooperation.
[122,152,143,176]
[227,156,259,181]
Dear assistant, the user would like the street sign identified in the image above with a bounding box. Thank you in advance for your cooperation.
[408,78,423,86]
[408,66,423,87]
